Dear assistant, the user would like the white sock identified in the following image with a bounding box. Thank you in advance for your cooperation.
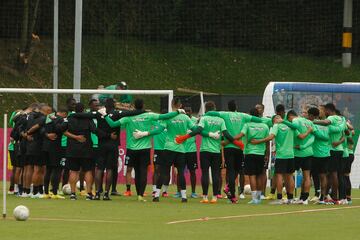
[203,195,208,200]
[162,185,169,193]
[155,189,161,198]
[180,190,187,199]
[152,185,157,192]
[251,191,257,201]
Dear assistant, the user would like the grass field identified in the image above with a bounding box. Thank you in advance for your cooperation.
[0,183,359,240]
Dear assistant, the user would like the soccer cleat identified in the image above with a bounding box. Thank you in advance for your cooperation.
[152,197,159,202]
[216,194,223,199]
[94,193,101,200]
[190,192,198,198]
[103,195,111,201]
[173,192,181,198]
[282,194,288,200]
[339,199,348,205]
[210,198,217,204]
[51,194,65,199]
[42,194,51,199]
[223,184,231,199]
[239,193,245,199]
[123,191,132,197]
[181,198,188,203]
[264,193,276,200]
[260,195,266,200]
[347,200,352,205]
[324,199,334,205]
[200,198,209,203]
[310,196,320,202]
[138,196,147,202]
[20,193,29,198]
[86,193,94,201]
[248,199,260,204]
[228,198,238,204]
[31,193,42,199]
[70,194,77,200]
[162,192,169,198]
[7,190,14,195]
[269,199,286,205]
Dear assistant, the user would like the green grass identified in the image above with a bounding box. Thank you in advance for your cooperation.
[0,183,359,240]
[1,37,360,114]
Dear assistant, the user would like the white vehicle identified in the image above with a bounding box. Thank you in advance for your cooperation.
[262,82,360,187]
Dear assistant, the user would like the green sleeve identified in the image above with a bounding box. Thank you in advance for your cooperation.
[9,111,17,127]
[328,125,343,133]
[250,116,263,123]
[105,115,121,128]
[300,135,315,150]
[158,111,178,120]
[313,130,329,141]
[282,120,299,130]
[205,111,220,117]
[148,122,165,136]
[200,129,209,137]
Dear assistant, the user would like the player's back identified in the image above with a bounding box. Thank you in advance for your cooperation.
[164,114,194,153]
[199,115,226,153]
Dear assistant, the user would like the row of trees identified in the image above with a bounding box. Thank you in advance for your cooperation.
[0,0,359,64]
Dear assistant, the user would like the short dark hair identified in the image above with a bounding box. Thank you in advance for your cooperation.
[205,101,216,112]
[172,97,181,107]
[105,98,115,110]
[335,109,341,116]
[134,98,144,110]
[249,108,259,117]
[184,106,192,114]
[287,110,297,117]
[57,107,68,113]
[66,97,76,105]
[308,107,319,117]
[228,100,237,112]
[275,104,285,113]
[88,99,98,106]
[75,103,84,113]
[325,103,336,112]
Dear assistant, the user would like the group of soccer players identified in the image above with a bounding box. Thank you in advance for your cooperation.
[7,96,355,205]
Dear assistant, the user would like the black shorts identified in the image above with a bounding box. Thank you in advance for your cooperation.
[68,157,94,172]
[125,149,151,168]
[24,154,45,166]
[43,149,65,167]
[328,150,343,173]
[295,156,312,171]
[244,154,265,176]
[200,152,221,170]
[153,150,165,166]
[311,157,329,174]
[96,144,119,170]
[9,150,22,168]
[343,154,354,174]
[185,152,198,171]
[162,150,185,169]
[275,158,295,174]
[224,148,244,171]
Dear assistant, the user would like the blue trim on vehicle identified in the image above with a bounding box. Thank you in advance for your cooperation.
[273,83,360,93]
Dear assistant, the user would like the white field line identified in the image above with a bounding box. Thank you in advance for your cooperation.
[166,205,360,225]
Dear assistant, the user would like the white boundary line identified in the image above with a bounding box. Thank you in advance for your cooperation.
[166,206,360,225]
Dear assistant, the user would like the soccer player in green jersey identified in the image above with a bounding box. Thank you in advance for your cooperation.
[314,103,346,202]
[152,98,198,203]
[251,114,297,204]
[308,107,331,204]
[206,100,262,202]
[105,98,181,201]
[234,108,269,204]
[286,110,314,204]
[344,122,355,203]
[176,101,244,204]
[255,103,272,199]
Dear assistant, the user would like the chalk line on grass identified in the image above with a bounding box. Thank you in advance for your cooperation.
[166,205,360,225]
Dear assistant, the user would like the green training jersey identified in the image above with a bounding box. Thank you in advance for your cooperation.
[241,122,269,155]
[61,111,74,147]
[199,115,227,153]
[217,112,252,149]
[120,112,160,150]
[184,116,198,153]
[348,132,354,154]
[327,115,345,152]
[312,124,330,158]
[261,117,273,128]
[292,117,314,157]
[8,111,17,151]
[270,123,294,159]
[164,114,195,153]
[153,120,167,150]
